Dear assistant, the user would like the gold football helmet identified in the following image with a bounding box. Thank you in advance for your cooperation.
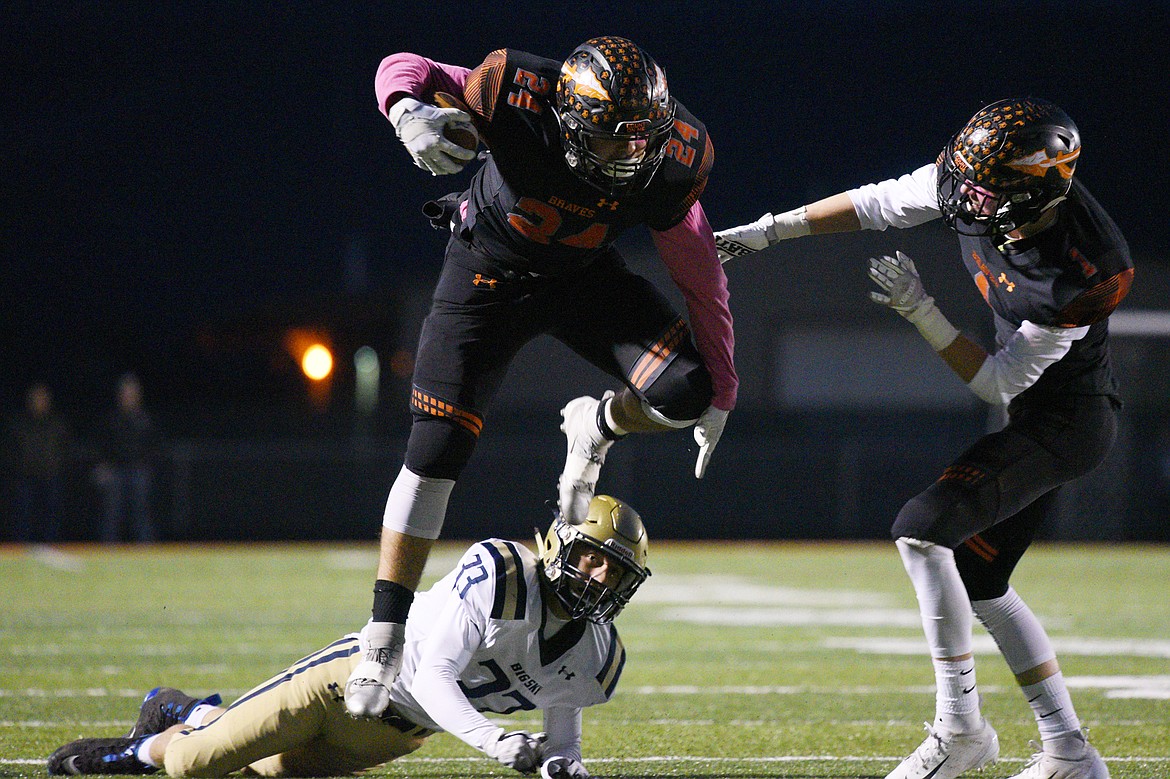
[536,495,650,623]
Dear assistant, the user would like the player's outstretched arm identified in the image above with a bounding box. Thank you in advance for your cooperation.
[714,192,861,262]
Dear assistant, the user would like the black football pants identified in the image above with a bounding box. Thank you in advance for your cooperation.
[890,393,1118,600]
[404,233,712,480]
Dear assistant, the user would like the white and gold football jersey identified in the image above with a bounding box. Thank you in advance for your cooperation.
[389,539,626,752]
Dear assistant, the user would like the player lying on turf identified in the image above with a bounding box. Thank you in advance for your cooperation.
[46,495,650,779]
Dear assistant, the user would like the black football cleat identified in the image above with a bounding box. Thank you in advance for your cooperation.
[128,687,222,738]
[46,737,157,775]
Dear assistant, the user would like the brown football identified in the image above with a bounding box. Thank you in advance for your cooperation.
[434,91,479,151]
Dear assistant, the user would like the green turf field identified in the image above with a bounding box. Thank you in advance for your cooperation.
[2,541,1167,778]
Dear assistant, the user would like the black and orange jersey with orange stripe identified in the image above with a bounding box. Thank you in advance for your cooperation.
[453,48,713,276]
[956,180,1133,400]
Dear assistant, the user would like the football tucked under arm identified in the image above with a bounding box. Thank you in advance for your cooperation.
[387,94,477,175]
[433,91,480,151]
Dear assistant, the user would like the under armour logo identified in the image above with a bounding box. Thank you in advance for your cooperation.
[597,198,619,211]
[326,682,343,702]
[558,665,575,681]
[473,273,499,288]
[997,272,1016,292]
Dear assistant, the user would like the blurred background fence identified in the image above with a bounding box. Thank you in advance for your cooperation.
[7,229,1167,544]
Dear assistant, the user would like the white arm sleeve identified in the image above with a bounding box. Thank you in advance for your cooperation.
[410,568,501,752]
[846,163,941,231]
[541,707,583,763]
[967,320,1091,405]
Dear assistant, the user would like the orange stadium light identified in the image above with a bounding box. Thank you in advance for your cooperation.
[301,343,333,381]
[284,330,335,415]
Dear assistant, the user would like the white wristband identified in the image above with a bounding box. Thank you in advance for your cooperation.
[767,206,811,241]
[906,299,960,351]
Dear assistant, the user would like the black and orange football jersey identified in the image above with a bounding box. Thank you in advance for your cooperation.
[955,180,1133,400]
[453,49,713,276]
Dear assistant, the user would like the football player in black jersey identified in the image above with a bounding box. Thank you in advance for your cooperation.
[714,99,1129,779]
[346,37,736,719]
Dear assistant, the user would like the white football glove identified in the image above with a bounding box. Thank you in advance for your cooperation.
[484,730,547,774]
[867,250,931,316]
[387,96,477,176]
[693,406,729,479]
[714,207,810,263]
[868,250,959,351]
[540,756,590,779]
[714,213,773,262]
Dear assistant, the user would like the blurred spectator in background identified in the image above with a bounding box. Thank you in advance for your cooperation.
[92,373,164,543]
[4,382,74,543]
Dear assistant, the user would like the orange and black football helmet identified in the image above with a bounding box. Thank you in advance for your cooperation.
[554,36,675,194]
[937,97,1081,236]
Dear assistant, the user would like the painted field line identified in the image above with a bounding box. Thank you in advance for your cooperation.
[7,754,1167,767]
[7,716,1160,730]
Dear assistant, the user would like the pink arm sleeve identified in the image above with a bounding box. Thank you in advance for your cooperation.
[650,201,738,410]
[374,52,472,118]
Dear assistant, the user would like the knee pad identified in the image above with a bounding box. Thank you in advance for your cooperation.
[404,416,478,481]
[638,350,712,424]
[891,480,992,549]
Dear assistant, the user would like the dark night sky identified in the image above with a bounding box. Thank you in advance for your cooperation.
[4,1,1168,420]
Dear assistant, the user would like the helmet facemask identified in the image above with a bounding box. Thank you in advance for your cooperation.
[555,37,676,195]
[558,112,675,194]
[537,496,650,624]
[937,98,1080,238]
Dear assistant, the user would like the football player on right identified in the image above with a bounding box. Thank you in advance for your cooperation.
[715,98,1131,779]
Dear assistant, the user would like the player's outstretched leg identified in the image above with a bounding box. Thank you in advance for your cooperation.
[47,737,156,775]
[558,391,618,523]
[885,718,999,779]
[344,620,406,717]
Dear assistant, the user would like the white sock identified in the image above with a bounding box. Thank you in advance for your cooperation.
[1022,673,1083,755]
[185,703,218,728]
[972,589,1083,754]
[933,657,982,733]
[896,538,982,733]
[136,734,160,768]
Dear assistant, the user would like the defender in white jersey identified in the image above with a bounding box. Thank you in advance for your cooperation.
[715,98,1127,779]
[46,495,650,779]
